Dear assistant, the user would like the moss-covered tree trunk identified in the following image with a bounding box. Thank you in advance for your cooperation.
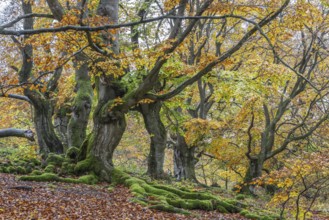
[74,0,127,181]
[173,134,197,181]
[67,54,93,148]
[140,101,167,179]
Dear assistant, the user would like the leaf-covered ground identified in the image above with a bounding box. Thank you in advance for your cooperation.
[0,173,249,219]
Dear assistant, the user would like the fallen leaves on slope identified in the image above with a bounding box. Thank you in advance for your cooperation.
[0,173,248,219]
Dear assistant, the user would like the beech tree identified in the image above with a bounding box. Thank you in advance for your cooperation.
[0,0,290,182]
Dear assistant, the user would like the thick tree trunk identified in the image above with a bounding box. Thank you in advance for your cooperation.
[140,101,167,179]
[242,157,265,194]
[67,55,93,148]
[173,134,197,181]
[33,101,64,155]
[80,0,124,182]
[0,128,34,141]
[244,158,264,183]
[89,108,126,181]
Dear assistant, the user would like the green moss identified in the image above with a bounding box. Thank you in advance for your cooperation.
[111,168,131,184]
[130,198,148,206]
[19,173,60,182]
[31,170,43,175]
[77,133,93,161]
[130,183,146,195]
[216,205,229,213]
[44,164,55,173]
[74,80,93,105]
[78,174,98,184]
[142,183,178,199]
[111,169,246,215]
[66,147,80,160]
[153,185,217,200]
[124,177,146,186]
[225,199,247,208]
[29,158,41,166]
[16,166,27,174]
[74,158,93,174]
[245,213,261,219]
[46,153,65,166]
[7,166,16,173]
[167,199,213,211]
[60,178,80,184]
[215,200,241,213]
[61,162,75,175]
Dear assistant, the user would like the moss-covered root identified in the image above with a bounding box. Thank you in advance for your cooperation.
[19,173,98,185]
[111,169,241,215]
[240,210,280,220]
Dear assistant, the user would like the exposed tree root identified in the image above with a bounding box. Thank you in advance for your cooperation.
[111,169,279,219]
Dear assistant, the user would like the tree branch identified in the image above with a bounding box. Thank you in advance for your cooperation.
[0,93,32,103]
[0,129,34,141]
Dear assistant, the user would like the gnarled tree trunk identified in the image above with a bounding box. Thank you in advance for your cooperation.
[90,108,126,181]
[140,101,167,179]
[32,97,64,155]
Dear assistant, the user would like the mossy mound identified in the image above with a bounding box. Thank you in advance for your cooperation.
[66,147,80,161]
[19,173,98,185]
[46,153,65,166]
[240,209,280,220]
[0,157,41,175]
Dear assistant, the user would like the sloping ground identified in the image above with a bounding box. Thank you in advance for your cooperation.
[0,173,248,220]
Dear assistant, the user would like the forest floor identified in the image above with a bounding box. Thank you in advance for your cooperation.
[0,173,249,220]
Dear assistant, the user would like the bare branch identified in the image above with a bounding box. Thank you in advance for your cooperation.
[0,93,31,103]
[0,128,34,141]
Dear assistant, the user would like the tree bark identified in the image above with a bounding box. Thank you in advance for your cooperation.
[0,128,34,141]
[81,0,123,182]
[54,106,70,149]
[173,134,197,181]
[32,97,64,155]
[89,108,126,181]
[19,1,63,156]
[67,54,93,148]
[140,101,167,179]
